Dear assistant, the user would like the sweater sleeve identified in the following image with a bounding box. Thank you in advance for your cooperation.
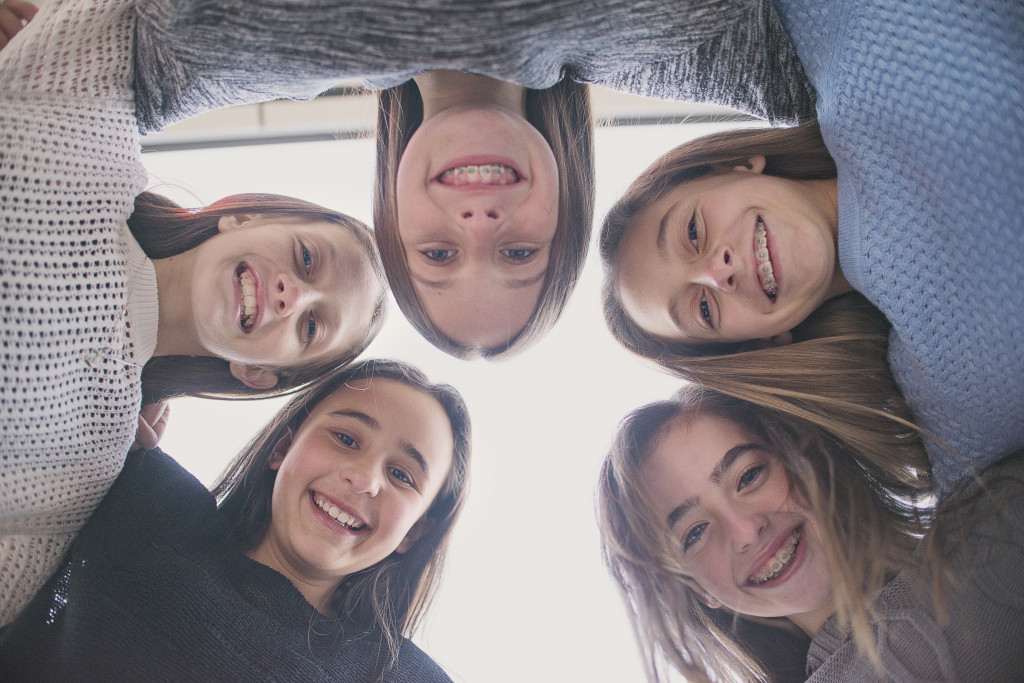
[0,0,150,627]
[132,0,815,133]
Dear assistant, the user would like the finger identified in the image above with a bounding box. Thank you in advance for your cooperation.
[3,0,39,23]
[133,414,160,451]
[0,9,21,42]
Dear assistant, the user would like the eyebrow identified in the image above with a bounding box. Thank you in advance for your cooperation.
[655,202,676,258]
[410,270,546,290]
[327,409,432,481]
[665,442,763,528]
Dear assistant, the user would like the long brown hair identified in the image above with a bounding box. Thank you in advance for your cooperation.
[374,77,594,359]
[597,386,934,682]
[129,191,388,402]
[213,359,471,670]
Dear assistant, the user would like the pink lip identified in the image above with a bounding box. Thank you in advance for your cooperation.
[746,523,804,587]
[308,490,371,535]
[234,262,264,333]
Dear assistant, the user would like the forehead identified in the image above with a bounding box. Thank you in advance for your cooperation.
[305,377,455,466]
[641,414,754,513]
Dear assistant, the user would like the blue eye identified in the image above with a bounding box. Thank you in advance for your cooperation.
[699,296,712,326]
[738,465,764,490]
[334,432,357,448]
[683,522,707,550]
[500,248,536,261]
[301,244,312,273]
[388,466,413,487]
[304,313,317,345]
[687,216,699,248]
[423,249,456,263]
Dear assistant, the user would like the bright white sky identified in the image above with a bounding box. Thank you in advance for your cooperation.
[144,117,759,683]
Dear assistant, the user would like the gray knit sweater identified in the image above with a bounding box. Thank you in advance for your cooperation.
[132,0,815,134]
[806,455,1024,681]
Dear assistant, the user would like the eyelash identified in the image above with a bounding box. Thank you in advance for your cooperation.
[738,464,765,490]
[388,466,414,487]
[500,247,536,262]
[423,249,457,263]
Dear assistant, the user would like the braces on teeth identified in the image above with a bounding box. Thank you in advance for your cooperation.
[439,164,520,186]
[754,218,777,298]
[752,528,801,584]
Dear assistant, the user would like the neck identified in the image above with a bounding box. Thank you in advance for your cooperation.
[789,597,836,638]
[151,253,203,357]
[814,177,854,299]
[413,70,527,121]
[244,545,340,617]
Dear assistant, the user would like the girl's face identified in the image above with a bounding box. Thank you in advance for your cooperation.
[641,414,834,636]
[395,105,559,348]
[616,157,848,346]
[250,378,455,604]
[189,215,379,387]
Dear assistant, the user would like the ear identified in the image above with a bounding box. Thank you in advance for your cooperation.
[732,155,766,174]
[229,362,280,390]
[751,330,794,350]
[268,428,293,471]
[703,595,722,609]
[217,213,258,233]
[396,517,434,554]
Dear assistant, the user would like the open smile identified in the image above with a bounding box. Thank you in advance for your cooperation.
[236,263,262,332]
[310,491,370,533]
[753,216,778,301]
[747,525,803,586]
[432,156,525,190]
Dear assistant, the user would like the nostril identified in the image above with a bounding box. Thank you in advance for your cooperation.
[724,252,731,265]
[727,275,735,287]
[486,210,498,219]
[461,211,473,219]
[278,281,285,293]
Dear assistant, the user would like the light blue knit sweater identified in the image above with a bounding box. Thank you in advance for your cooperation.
[772,0,1024,491]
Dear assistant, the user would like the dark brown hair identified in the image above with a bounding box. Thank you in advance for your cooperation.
[374,77,594,359]
[129,191,388,402]
[213,359,472,669]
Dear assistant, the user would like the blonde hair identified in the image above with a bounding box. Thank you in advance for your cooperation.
[213,359,471,675]
[374,77,594,359]
[131,192,388,402]
[597,386,934,682]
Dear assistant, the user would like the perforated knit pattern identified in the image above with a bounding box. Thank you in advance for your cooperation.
[773,0,1024,491]
[0,0,157,626]
[132,0,816,134]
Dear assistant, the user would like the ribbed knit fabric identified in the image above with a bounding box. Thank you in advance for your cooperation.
[0,0,158,626]
[131,0,816,134]
[805,455,1024,681]
[771,0,1024,491]
[0,448,452,682]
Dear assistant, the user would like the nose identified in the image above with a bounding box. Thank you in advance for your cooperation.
[274,272,315,317]
[725,509,767,553]
[695,245,737,292]
[343,459,382,498]
[453,204,507,235]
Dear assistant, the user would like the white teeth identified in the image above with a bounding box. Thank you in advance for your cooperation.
[753,218,777,298]
[439,164,520,186]
[312,493,365,530]
[238,267,256,330]
[752,528,801,584]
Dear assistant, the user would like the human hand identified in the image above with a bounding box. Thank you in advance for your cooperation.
[131,401,171,452]
[0,0,37,49]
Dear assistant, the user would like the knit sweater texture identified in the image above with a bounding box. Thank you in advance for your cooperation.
[0,0,158,626]
[0,448,452,682]
[131,0,816,134]
[805,454,1024,681]
[771,0,1024,491]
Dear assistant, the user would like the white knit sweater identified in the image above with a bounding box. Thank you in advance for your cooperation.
[0,0,158,625]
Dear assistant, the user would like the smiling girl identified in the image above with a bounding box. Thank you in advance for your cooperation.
[130,0,818,358]
[0,0,385,627]
[602,0,1024,490]
[599,385,1024,682]
[0,359,471,681]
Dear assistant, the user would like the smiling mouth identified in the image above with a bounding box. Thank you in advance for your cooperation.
[237,264,257,332]
[311,492,368,531]
[437,164,520,186]
[754,217,778,300]
[749,526,802,585]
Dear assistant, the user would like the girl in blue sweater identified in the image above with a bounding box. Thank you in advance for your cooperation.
[0,359,471,681]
